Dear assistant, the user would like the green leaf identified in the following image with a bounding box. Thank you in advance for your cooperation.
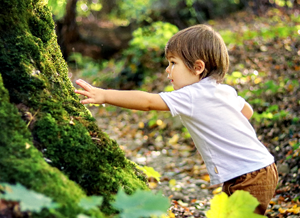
[78,196,103,210]
[135,165,161,182]
[0,183,59,213]
[47,0,67,20]
[206,191,266,218]
[231,71,243,78]
[77,214,91,218]
[292,143,300,150]
[112,189,170,218]
[164,85,174,92]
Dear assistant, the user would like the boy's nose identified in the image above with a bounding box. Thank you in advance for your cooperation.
[165,65,170,73]
[166,67,171,79]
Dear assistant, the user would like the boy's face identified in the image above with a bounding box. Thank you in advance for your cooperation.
[166,55,200,90]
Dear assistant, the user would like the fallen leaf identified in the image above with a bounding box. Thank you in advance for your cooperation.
[138,122,144,129]
[212,187,222,195]
[286,205,300,214]
[200,174,210,182]
[148,182,158,189]
[169,134,179,145]
[169,179,176,187]
[278,207,286,214]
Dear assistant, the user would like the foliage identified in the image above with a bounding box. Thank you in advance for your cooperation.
[286,141,300,160]
[0,183,59,213]
[48,0,102,20]
[113,22,178,88]
[273,0,295,7]
[47,0,67,20]
[124,21,178,67]
[220,24,299,46]
[224,66,298,124]
[206,191,266,218]
[219,9,300,46]
[112,189,170,218]
[85,21,179,89]
[76,0,102,17]
[112,0,246,26]
[69,52,124,84]
[113,0,156,23]
[129,21,178,51]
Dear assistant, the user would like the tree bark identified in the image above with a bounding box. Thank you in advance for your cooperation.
[101,0,117,14]
[56,0,79,58]
[0,0,148,216]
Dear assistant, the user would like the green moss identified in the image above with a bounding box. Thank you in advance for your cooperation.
[0,0,148,215]
[33,113,148,214]
[0,75,105,218]
[29,3,54,43]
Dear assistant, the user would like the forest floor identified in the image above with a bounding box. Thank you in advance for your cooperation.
[73,7,300,218]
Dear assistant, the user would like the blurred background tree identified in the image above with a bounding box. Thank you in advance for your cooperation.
[49,0,247,59]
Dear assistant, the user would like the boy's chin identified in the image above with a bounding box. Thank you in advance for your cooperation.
[173,84,184,90]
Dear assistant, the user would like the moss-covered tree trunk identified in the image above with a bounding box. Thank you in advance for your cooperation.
[0,0,148,216]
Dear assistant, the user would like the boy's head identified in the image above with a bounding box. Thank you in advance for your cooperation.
[165,24,229,83]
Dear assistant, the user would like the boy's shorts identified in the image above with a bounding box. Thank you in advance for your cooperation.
[222,163,278,215]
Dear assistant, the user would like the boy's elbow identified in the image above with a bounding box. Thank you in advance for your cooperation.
[249,108,254,118]
[140,99,153,111]
[245,110,253,120]
[145,94,169,111]
[142,105,151,111]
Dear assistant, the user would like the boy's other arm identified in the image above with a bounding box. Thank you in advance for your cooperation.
[241,102,253,120]
[75,79,170,111]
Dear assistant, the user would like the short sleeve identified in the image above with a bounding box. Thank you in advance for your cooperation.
[159,87,193,117]
[218,84,246,112]
[237,96,246,111]
[226,85,246,111]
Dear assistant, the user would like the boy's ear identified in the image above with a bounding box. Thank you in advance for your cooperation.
[194,60,205,75]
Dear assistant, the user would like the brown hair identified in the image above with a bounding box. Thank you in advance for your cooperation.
[165,24,229,83]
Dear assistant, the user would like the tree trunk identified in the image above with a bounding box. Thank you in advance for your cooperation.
[55,0,132,60]
[56,0,80,59]
[0,0,148,216]
[101,0,117,15]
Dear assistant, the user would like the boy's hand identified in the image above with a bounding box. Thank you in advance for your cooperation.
[75,79,105,104]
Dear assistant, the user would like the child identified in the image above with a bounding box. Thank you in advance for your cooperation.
[75,24,278,215]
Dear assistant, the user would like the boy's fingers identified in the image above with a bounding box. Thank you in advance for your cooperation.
[78,79,93,87]
[75,89,90,97]
[80,99,94,104]
[76,79,93,91]
[76,82,90,91]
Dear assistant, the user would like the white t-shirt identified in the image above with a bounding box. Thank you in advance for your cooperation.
[159,77,274,185]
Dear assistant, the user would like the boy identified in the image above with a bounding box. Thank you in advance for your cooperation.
[75,24,278,215]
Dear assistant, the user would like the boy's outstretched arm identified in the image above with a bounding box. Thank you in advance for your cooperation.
[74,79,170,111]
[241,102,253,120]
